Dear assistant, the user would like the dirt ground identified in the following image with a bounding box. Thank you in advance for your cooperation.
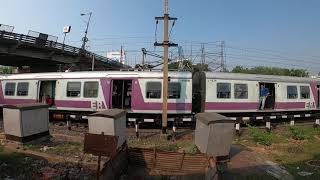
[2,120,317,179]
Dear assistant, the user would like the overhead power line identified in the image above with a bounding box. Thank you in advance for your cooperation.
[227,55,313,69]
[226,45,320,63]
[227,44,320,60]
[226,52,320,66]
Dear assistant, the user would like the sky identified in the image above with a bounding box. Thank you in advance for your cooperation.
[1,0,320,74]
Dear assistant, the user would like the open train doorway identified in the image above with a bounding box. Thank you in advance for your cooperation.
[259,82,275,110]
[112,80,132,109]
[38,80,56,106]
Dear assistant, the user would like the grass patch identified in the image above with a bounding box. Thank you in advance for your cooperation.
[0,151,21,164]
[224,172,278,180]
[0,144,3,152]
[287,125,320,141]
[25,141,83,157]
[0,151,44,178]
[289,126,310,140]
[243,125,320,179]
[128,136,199,154]
[247,125,275,146]
[128,137,169,149]
[24,143,42,151]
[159,144,179,152]
[185,144,199,154]
[46,142,83,156]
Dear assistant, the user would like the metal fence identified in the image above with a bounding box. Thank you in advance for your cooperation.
[0,24,14,33]
[27,30,58,42]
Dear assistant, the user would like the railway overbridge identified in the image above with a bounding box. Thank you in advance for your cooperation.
[0,30,128,72]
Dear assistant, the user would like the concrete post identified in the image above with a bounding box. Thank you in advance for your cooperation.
[315,119,320,129]
[265,117,271,132]
[67,120,71,131]
[135,121,139,138]
[172,120,176,141]
[290,117,295,126]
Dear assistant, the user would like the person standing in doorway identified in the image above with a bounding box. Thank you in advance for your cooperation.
[260,84,269,110]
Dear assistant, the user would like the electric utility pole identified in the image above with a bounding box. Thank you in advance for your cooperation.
[154,0,178,134]
[81,12,92,50]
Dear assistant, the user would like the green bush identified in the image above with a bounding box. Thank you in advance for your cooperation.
[0,140,4,152]
[313,127,320,136]
[185,144,199,154]
[248,125,274,146]
[161,143,179,152]
[289,126,308,140]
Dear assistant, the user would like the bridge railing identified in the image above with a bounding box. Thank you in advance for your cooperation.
[0,30,126,68]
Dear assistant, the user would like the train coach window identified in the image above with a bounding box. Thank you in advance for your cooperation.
[217,83,231,99]
[84,82,99,98]
[234,84,248,99]
[17,82,29,96]
[168,82,181,99]
[146,82,161,99]
[67,82,81,97]
[300,86,310,99]
[5,82,15,96]
[287,86,298,99]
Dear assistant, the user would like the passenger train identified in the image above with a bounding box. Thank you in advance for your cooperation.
[0,71,319,123]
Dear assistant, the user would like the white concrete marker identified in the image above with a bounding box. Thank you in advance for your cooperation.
[290,119,295,126]
[266,121,271,129]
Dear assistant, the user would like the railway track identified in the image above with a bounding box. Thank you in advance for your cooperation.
[49,120,194,138]
[1,112,318,140]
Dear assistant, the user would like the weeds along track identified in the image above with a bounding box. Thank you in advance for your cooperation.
[1,117,316,139]
[49,121,193,138]
[241,117,317,129]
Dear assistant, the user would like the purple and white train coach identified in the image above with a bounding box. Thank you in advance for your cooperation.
[0,70,320,123]
[193,72,320,114]
[0,71,193,123]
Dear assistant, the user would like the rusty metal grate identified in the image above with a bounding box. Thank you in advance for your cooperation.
[84,133,118,157]
[128,148,209,175]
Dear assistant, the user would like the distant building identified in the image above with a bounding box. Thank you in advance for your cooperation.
[107,49,126,64]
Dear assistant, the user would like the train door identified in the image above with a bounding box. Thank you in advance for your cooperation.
[38,80,56,106]
[111,80,132,109]
[259,82,275,109]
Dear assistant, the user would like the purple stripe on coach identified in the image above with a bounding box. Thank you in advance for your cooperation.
[55,100,91,108]
[275,102,305,109]
[205,102,259,110]
[3,99,36,105]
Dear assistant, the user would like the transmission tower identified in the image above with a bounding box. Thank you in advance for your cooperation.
[177,46,185,70]
[220,41,226,72]
[200,43,206,71]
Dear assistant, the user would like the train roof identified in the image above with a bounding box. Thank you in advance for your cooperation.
[0,71,192,80]
[204,72,319,83]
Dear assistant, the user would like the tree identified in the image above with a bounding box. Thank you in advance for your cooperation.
[0,66,13,74]
[168,60,193,70]
[168,60,210,73]
[231,66,309,77]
